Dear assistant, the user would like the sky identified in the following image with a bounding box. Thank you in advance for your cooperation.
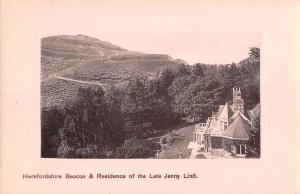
[38,0,260,64]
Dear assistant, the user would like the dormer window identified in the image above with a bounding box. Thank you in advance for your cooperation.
[224,121,228,129]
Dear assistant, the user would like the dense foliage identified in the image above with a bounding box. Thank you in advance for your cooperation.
[166,47,260,121]
[115,137,159,158]
[246,116,261,158]
[41,47,260,158]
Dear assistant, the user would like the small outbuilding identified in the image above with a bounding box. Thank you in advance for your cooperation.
[222,113,252,156]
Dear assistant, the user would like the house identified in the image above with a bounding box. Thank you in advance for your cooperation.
[192,87,259,157]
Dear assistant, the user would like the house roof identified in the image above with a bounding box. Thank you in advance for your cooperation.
[230,110,251,125]
[222,113,252,140]
[218,105,224,113]
[248,102,260,120]
[218,102,234,122]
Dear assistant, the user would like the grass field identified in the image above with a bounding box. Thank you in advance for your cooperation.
[156,124,195,159]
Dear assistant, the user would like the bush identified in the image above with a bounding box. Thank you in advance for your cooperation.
[115,137,158,158]
[211,136,222,149]
[75,144,99,158]
[57,140,76,158]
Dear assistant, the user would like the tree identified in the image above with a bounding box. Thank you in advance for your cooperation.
[121,77,177,138]
[58,87,123,158]
[121,77,152,137]
[172,76,222,120]
[249,47,260,60]
[167,75,194,97]
[158,67,175,91]
[193,63,205,77]
[246,116,260,158]
[104,86,126,146]
[41,107,65,158]
[176,64,191,77]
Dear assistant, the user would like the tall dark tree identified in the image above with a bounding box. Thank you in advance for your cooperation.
[159,67,175,91]
[246,116,260,158]
[193,63,205,77]
[41,108,65,157]
[121,77,153,137]
[176,64,191,77]
[57,87,123,158]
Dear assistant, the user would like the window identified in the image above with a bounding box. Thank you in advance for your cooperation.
[236,146,241,154]
[231,146,237,154]
[241,145,246,155]
[224,121,228,129]
[236,145,246,155]
[199,134,202,145]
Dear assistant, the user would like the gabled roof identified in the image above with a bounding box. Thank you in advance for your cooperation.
[248,102,260,120]
[222,113,252,140]
[218,105,224,113]
[218,102,234,122]
[230,110,251,125]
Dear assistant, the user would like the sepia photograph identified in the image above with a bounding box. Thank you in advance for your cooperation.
[41,33,260,159]
[2,0,300,193]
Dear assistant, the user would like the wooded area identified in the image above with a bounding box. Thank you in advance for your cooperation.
[41,47,260,158]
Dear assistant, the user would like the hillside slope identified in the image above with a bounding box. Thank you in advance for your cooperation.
[41,34,134,59]
[41,34,183,108]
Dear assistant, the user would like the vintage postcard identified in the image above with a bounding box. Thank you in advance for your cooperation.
[1,0,299,193]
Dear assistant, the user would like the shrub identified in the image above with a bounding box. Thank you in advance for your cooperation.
[115,137,158,158]
[57,140,76,158]
[75,144,99,158]
[211,136,222,149]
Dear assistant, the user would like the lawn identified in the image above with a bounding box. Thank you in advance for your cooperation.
[156,124,195,159]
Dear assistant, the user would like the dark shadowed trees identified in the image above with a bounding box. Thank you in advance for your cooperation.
[246,116,260,158]
[41,108,65,158]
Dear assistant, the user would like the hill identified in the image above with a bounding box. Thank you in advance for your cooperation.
[41,34,183,108]
[41,34,134,59]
